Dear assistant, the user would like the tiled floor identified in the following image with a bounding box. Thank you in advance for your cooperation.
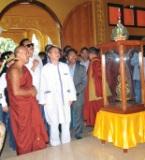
[0,138,16,160]
[1,135,145,160]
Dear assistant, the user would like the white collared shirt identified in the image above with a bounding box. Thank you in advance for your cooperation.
[68,63,76,77]
[80,60,89,71]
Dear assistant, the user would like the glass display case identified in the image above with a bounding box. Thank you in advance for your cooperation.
[93,40,145,151]
[99,40,145,113]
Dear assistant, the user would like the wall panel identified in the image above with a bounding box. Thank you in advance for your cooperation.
[62,1,94,51]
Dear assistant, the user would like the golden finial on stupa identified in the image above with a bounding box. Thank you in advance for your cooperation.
[111,17,129,41]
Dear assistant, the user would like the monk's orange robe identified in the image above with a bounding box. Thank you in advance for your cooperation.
[84,57,103,126]
[6,66,48,155]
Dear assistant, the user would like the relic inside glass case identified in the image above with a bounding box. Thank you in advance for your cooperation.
[105,47,141,104]
[98,40,145,113]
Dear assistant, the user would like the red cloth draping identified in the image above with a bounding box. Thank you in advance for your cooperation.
[83,57,103,126]
[6,66,48,155]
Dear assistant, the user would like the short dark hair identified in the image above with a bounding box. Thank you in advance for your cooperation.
[66,48,77,57]
[19,38,30,46]
[63,45,71,53]
[143,45,145,57]
[38,51,46,58]
[0,51,13,61]
[80,47,89,53]
[45,44,53,53]
[88,47,100,56]
[46,45,60,54]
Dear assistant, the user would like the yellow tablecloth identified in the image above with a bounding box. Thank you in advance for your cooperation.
[93,110,145,149]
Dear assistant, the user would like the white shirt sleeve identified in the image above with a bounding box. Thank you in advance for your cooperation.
[39,67,46,105]
[26,56,42,101]
[66,65,77,101]
[0,74,7,107]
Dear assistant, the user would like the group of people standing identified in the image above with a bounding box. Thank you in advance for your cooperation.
[0,39,103,155]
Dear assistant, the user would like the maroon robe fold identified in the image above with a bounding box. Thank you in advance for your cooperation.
[83,57,103,126]
[6,66,48,155]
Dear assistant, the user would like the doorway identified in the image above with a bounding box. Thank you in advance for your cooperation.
[0,1,61,53]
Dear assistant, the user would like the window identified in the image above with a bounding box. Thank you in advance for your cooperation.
[108,3,145,28]
[123,8,135,26]
[32,33,40,56]
[108,4,123,25]
[47,36,53,45]
[136,9,145,27]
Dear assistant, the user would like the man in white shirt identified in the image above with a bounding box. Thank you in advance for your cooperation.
[0,51,15,115]
[66,48,87,139]
[19,39,42,100]
[39,46,76,146]
[0,51,16,150]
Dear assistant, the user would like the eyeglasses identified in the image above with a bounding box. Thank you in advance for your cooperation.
[24,43,34,48]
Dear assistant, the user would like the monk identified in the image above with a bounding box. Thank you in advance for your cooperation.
[6,46,48,155]
[83,47,103,126]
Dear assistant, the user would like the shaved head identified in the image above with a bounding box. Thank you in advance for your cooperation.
[14,46,27,56]
[14,46,29,64]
